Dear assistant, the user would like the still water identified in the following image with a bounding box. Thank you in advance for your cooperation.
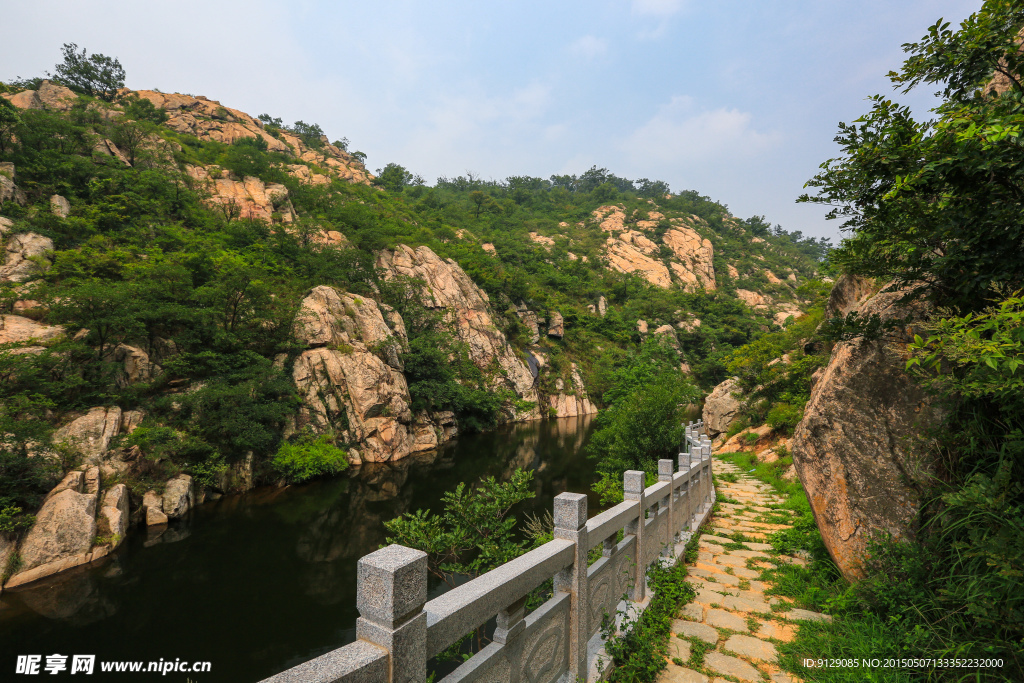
[0,416,599,682]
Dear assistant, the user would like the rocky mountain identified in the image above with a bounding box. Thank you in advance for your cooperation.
[0,78,826,589]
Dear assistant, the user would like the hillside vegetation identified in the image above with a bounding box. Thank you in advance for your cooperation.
[0,47,828,588]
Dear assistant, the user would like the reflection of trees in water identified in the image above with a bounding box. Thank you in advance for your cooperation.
[295,450,445,602]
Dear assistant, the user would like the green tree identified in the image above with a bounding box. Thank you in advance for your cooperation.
[799,2,1024,311]
[50,43,125,102]
[0,97,20,154]
[383,469,536,589]
[374,162,417,193]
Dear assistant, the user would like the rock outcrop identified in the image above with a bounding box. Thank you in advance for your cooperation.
[2,81,77,111]
[547,311,564,339]
[703,377,744,437]
[604,230,672,287]
[824,273,879,319]
[110,344,161,386]
[0,231,54,282]
[131,90,372,185]
[663,226,716,291]
[377,245,539,420]
[592,206,719,291]
[50,194,70,218]
[186,166,296,223]
[52,407,123,465]
[0,162,26,207]
[548,364,598,418]
[0,315,63,346]
[292,285,423,462]
[792,285,939,581]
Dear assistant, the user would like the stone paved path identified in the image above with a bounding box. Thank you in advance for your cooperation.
[658,460,831,683]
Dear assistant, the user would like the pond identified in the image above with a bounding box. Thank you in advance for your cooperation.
[0,416,600,682]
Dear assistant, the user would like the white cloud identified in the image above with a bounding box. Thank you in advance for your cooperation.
[631,0,686,18]
[621,95,780,165]
[567,35,608,59]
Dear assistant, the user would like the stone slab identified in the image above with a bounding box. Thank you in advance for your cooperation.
[784,608,832,623]
[724,634,778,662]
[661,666,709,683]
[704,608,748,632]
[672,619,718,644]
[704,652,762,682]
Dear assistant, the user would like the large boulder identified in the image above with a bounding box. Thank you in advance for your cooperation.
[52,407,123,465]
[0,232,54,282]
[293,347,415,462]
[143,490,169,526]
[16,488,97,573]
[162,475,194,518]
[110,344,161,386]
[50,195,70,218]
[703,377,744,437]
[792,285,940,581]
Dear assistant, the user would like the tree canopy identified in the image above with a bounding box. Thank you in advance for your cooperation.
[49,43,125,102]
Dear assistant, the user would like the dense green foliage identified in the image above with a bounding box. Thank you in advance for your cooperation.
[587,337,701,503]
[270,431,349,484]
[0,45,824,539]
[49,43,125,102]
[793,2,1024,676]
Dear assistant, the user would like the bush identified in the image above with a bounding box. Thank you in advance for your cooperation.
[270,432,349,483]
[766,403,803,434]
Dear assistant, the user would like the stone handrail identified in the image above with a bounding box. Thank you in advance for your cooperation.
[261,420,715,683]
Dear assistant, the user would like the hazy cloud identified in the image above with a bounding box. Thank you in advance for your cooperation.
[631,0,686,18]
[622,96,780,164]
[567,35,608,59]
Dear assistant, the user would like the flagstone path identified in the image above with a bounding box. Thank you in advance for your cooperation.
[658,459,832,683]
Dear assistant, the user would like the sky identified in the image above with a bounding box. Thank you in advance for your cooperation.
[1,0,983,242]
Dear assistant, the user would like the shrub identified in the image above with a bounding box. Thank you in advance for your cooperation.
[766,403,803,434]
[270,432,349,483]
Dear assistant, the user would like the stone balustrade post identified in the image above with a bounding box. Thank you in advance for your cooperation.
[553,492,589,681]
[659,459,674,550]
[355,545,427,683]
[701,436,713,504]
[678,452,692,529]
[623,470,646,602]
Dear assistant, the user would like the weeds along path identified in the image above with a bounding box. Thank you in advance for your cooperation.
[658,459,830,683]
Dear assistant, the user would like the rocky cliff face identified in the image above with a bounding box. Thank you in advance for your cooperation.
[791,284,940,581]
[592,206,717,292]
[291,285,419,463]
[377,245,541,421]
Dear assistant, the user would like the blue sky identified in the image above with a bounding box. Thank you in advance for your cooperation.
[2,0,981,240]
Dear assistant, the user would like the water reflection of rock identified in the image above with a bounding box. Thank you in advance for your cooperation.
[11,560,118,624]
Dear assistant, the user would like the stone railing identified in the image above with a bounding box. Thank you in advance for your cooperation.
[262,421,715,683]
